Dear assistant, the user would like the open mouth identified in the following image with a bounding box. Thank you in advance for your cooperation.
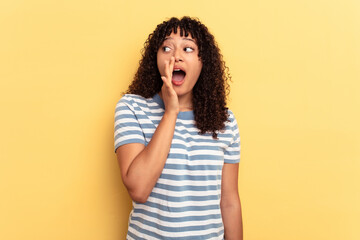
[172,69,186,84]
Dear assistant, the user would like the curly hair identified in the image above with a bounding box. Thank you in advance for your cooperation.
[126,16,231,139]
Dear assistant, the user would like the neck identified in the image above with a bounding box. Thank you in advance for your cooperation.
[178,92,193,111]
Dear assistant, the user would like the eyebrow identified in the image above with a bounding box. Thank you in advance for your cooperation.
[164,37,196,43]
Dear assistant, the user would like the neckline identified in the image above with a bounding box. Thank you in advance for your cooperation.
[153,93,194,119]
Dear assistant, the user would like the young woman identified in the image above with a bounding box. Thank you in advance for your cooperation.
[114,16,243,239]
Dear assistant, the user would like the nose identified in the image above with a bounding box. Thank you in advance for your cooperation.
[173,48,183,62]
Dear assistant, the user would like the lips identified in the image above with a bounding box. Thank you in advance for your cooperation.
[172,67,186,86]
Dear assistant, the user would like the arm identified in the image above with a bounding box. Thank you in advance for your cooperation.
[116,57,178,203]
[221,163,243,240]
[116,112,177,203]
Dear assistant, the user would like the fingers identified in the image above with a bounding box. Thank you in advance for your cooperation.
[160,57,179,113]
[161,76,168,87]
[161,56,175,88]
[168,56,175,77]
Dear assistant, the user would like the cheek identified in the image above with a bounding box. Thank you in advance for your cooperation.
[157,56,164,74]
[157,52,170,71]
[193,62,203,77]
[190,57,202,73]
[198,62,203,74]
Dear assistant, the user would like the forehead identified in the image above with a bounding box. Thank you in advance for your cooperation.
[163,30,196,44]
[163,36,196,44]
[163,26,196,42]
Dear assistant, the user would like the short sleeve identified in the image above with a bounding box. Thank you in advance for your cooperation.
[223,112,240,164]
[114,97,146,152]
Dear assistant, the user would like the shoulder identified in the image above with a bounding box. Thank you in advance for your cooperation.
[115,94,154,110]
[214,108,239,140]
[116,94,147,106]
[225,109,239,129]
[227,109,236,121]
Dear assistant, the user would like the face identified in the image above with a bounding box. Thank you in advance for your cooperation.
[157,28,203,99]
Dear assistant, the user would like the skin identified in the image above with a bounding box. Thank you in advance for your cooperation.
[221,163,243,239]
[116,28,243,239]
[157,29,203,111]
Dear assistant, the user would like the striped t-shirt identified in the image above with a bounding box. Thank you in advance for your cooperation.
[114,93,240,240]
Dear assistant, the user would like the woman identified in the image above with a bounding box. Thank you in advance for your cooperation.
[114,16,243,239]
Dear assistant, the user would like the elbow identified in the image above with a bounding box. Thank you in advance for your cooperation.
[122,176,152,203]
[128,188,150,204]
[131,194,148,204]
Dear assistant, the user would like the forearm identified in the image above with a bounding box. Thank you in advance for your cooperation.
[221,198,243,240]
[124,111,177,202]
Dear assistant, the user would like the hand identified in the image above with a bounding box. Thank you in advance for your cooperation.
[160,56,179,114]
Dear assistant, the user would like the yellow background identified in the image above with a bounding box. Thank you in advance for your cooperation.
[1,0,359,239]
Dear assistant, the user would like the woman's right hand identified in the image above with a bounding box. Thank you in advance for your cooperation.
[160,56,179,115]
[117,57,179,203]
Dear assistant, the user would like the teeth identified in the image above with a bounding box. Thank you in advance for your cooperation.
[174,69,181,71]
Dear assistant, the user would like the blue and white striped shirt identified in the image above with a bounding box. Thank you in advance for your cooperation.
[114,93,240,239]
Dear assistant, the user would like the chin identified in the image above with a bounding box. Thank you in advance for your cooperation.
[175,89,191,98]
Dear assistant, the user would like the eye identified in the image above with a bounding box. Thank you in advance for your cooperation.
[163,46,171,52]
[184,47,194,52]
